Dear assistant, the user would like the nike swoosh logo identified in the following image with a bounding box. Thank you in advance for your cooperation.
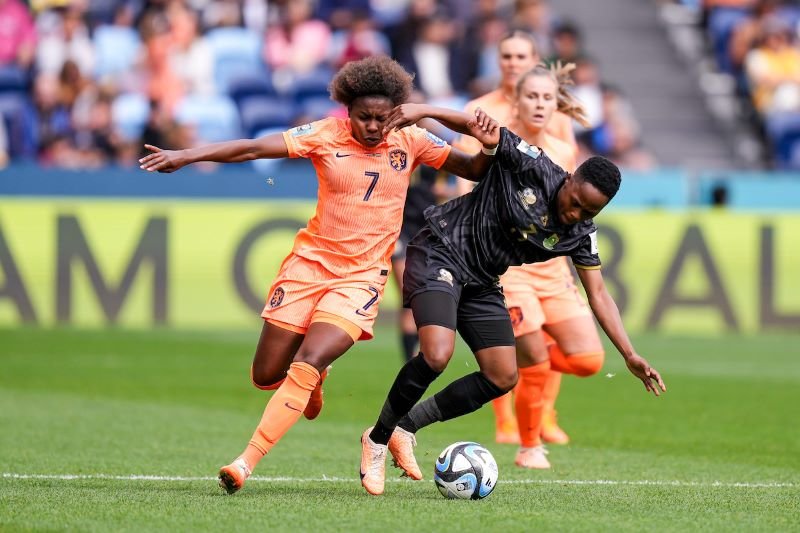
[335,152,351,158]
[284,402,302,412]
[355,309,370,317]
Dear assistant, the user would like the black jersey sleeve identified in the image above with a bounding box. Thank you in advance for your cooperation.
[570,229,602,270]
[495,127,565,189]
[495,128,526,171]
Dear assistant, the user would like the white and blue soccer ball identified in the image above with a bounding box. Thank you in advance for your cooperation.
[433,441,498,500]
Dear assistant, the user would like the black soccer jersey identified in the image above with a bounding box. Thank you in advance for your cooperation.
[424,127,601,283]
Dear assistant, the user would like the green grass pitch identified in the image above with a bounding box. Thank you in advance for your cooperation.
[1,326,798,532]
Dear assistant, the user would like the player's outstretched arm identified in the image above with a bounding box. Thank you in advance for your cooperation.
[139,132,290,173]
[576,267,667,396]
[385,104,501,181]
[384,104,500,146]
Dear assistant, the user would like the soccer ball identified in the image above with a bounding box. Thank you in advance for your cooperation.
[433,441,498,500]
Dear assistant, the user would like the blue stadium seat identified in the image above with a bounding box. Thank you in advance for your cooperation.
[93,26,141,80]
[0,66,28,94]
[0,93,37,158]
[206,27,265,93]
[291,67,334,103]
[111,93,150,142]
[765,112,800,170]
[228,72,277,108]
[706,7,751,74]
[239,95,295,138]
[299,96,338,121]
[174,94,241,143]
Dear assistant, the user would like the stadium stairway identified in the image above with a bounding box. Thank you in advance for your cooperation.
[555,0,739,169]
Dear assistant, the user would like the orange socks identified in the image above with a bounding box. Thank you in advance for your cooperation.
[542,370,562,418]
[241,361,320,469]
[514,360,550,448]
[548,344,604,377]
[491,393,516,434]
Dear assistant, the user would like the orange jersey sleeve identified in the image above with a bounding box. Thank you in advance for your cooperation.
[282,118,451,276]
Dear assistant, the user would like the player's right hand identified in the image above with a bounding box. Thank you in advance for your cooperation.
[467,108,500,149]
[624,354,666,396]
[139,144,186,173]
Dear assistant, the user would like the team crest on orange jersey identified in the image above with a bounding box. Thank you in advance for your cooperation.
[269,287,285,308]
[508,306,524,327]
[389,149,407,171]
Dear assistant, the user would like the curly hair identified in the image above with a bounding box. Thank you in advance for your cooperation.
[329,55,414,107]
[575,156,622,199]
[515,63,590,127]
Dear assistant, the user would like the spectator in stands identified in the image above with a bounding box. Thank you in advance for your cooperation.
[571,56,604,132]
[0,0,36,69]
[33,73,72,154]
[745,16,800,115]
[728,0,783,79]
[549,20,583,64]
[385,0,438,59]
[466,14,509,97]
[35,6,95,77]
[599,86,657,170]
[137,11,184,115]
[329,9,389,68]
[167,4,214,96]
[0,119,8,168]
[513,0,555,58]
[264,0,331,75]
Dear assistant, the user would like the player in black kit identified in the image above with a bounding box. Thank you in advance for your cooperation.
[358,103,666,496]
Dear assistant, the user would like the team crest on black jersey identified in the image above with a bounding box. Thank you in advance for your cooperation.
[517,188,537,208]
[269,287,285,308]
[389,149,407,171]
[543,234,560,250]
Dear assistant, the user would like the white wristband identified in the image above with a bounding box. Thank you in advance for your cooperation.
[481,145,498,156]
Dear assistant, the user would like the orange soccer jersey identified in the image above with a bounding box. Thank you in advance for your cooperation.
[282,117,451,275]
[264,117,451,340]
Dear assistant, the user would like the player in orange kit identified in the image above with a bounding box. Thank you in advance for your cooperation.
[455,30,592,446]
[138,55,497,494]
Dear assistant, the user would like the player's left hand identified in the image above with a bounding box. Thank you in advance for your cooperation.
[466,107,500,148]
[384,104,427,133]
[624,354,666,396]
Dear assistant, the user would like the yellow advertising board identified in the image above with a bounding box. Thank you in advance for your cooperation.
[1,199,798,333]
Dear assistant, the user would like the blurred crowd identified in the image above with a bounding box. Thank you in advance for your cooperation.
[0,0,652,170]
[673,0,800,168]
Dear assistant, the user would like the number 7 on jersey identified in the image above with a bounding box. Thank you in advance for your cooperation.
[363,171,380,201]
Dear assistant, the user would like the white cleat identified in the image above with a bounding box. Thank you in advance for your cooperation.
[360,427,387,495]
[515,445,551,469]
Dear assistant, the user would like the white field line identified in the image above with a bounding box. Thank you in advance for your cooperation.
[1,473,795,489]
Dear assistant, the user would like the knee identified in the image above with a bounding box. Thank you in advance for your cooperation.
[569,353,604,377]
[486,368,518,392]
[292,351,331,374]
[419,340,455,373]
[250,365,285,390]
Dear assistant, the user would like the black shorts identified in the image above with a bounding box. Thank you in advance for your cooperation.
[403,226,513,327]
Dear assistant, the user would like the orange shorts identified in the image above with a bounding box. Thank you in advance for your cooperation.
[503,268,590,338]
[261,253,389,341]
